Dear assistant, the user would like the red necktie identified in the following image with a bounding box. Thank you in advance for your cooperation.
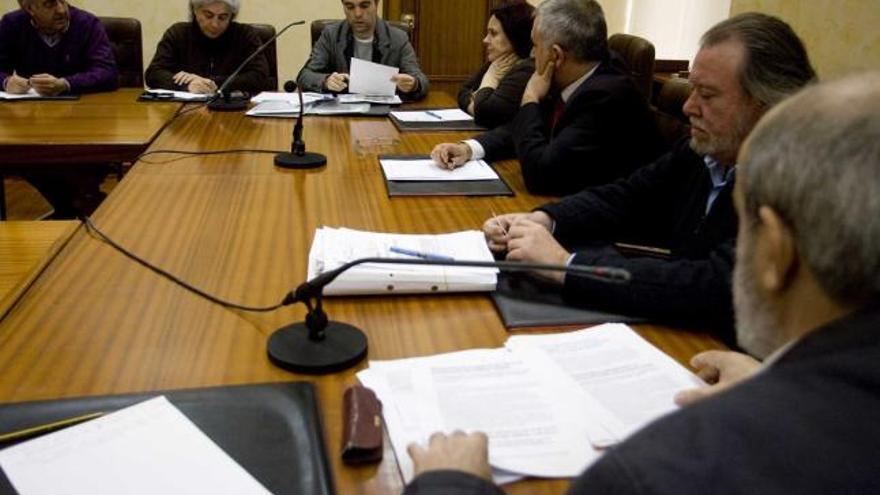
[550,95,565,132]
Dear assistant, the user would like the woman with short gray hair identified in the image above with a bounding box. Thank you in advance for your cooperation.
[145,0,272,94]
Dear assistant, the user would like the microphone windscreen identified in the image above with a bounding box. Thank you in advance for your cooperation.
[283,80,297,93]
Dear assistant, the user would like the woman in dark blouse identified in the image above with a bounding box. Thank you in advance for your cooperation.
[145,0,271,94]
[457,1,535,129]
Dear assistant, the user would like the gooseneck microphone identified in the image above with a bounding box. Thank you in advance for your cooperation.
[207,20,305,112]
[267,257,631,374]
[273,80,328,169]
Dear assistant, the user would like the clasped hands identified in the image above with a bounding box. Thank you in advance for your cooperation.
[407,350,761,481]
[323,72,418,93]
[173,72,217,94]
[4,73,68,96]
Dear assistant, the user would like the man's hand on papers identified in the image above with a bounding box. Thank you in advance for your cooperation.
[431,142,472,169]
[4,73,30,94]
[391,73,417,93]
[173,71,200,87]
[506,218,571,283]
[522,59,554,105]
[674,351,761,406]
[29,74,67,96]
[325,72,349,92]
[408,431,492,481]
[482,211,553,253]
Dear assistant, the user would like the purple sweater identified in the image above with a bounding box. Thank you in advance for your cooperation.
[0,5,118,93]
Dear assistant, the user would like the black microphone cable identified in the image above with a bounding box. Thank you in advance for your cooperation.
[81,216,292,313]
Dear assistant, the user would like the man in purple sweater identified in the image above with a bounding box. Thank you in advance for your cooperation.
[0,0,118,217]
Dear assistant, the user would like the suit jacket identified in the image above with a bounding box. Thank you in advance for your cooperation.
[474,57,664,195]
[0,6,117,94]
[144,21,272,93]
[297,19,428,101]
[537,138,737,341]
[457,58,535,129]
[404,307,880,495]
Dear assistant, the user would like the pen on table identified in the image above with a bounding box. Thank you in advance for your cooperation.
[0,411,105,445]
[389,246,455,262]
[490,210,508,236]
[424,110,443,120]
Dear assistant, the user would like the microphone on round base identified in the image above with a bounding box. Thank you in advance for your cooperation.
[267,321,367,374]
[274,80,327,169]
[207,96,249,112]
[274,151,327,169]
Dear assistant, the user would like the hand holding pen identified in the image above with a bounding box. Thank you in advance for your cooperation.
[430,142,472,170]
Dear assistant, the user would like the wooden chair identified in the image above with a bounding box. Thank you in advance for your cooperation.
[249,23,279,91]
[608,33,655,101]
[99,17,144,88]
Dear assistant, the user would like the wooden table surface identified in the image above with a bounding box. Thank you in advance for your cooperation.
[0,88,180,166]
[0,220,78,318]
[0,93,725,494]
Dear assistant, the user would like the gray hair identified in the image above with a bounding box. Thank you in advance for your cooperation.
[701,12,816,107]
[535,0,608,63]
[190,0,240,17]
[740,72,880,306]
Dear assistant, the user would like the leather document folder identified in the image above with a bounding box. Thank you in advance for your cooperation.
[0,381,335,495]
[491,273,646,328]
[389,111,485,132]
[379,154,514,197]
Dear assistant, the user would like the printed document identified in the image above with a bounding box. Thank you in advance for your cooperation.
[308,227,498,295]
[0,396,270,495]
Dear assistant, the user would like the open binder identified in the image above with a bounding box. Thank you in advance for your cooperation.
[0,382,335,495]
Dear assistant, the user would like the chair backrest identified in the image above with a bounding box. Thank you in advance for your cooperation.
[608,33,655,101]
[653,77,693,147]
[99,16,143,88]
[310,19,413,47]
[249,23,278,91]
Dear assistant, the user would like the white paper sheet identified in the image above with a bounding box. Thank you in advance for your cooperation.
[348,58,399,96]
[143,89,210,101]
[0,88,52,100]
[0,396,271,495]
[506,324,706,442]
[390,109,473,122]
[380,158,499,181]
[249,91,332,104]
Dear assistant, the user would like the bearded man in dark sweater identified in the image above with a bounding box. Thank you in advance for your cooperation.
[483,13,816,341]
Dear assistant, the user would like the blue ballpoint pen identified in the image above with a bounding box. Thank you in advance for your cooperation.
[389,246,455,262]
[424,110,443,120]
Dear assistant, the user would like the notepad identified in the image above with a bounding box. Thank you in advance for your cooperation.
[389,108,473,122]
[380,158,499,181]
[0,396,271,495]
[349,58,399,96]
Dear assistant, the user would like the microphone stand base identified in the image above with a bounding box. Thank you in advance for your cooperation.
[267,320,367,374]
[275,152,327,169]
[207,99,248,112]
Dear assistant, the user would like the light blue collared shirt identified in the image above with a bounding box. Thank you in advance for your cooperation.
[704,156,736,215]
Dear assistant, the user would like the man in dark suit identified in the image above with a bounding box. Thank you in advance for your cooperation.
[483,13,816,338]
[431,0,663,196]
[403,71,880,495]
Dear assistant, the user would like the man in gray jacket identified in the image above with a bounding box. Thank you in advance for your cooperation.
[297,0,428,100]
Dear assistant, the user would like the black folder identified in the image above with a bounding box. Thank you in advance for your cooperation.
[389,110,486,132]
[137,90,210,103]
[379,154,514,197]
[491,273,647,328]
[0,381,335,495]
[0,94,79,101]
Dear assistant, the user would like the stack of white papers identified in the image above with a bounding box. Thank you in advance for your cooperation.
[349,58,399,96]
[0,397,270,495]
[358,324,705,484]
[380,158,499,181]
[307,227,498,295]
[249,91,332,105]
[390,108,473,122]
[338,94,402,105]
[143,89,210,101]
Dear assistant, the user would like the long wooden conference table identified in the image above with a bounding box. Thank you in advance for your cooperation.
[0,91,725,494]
